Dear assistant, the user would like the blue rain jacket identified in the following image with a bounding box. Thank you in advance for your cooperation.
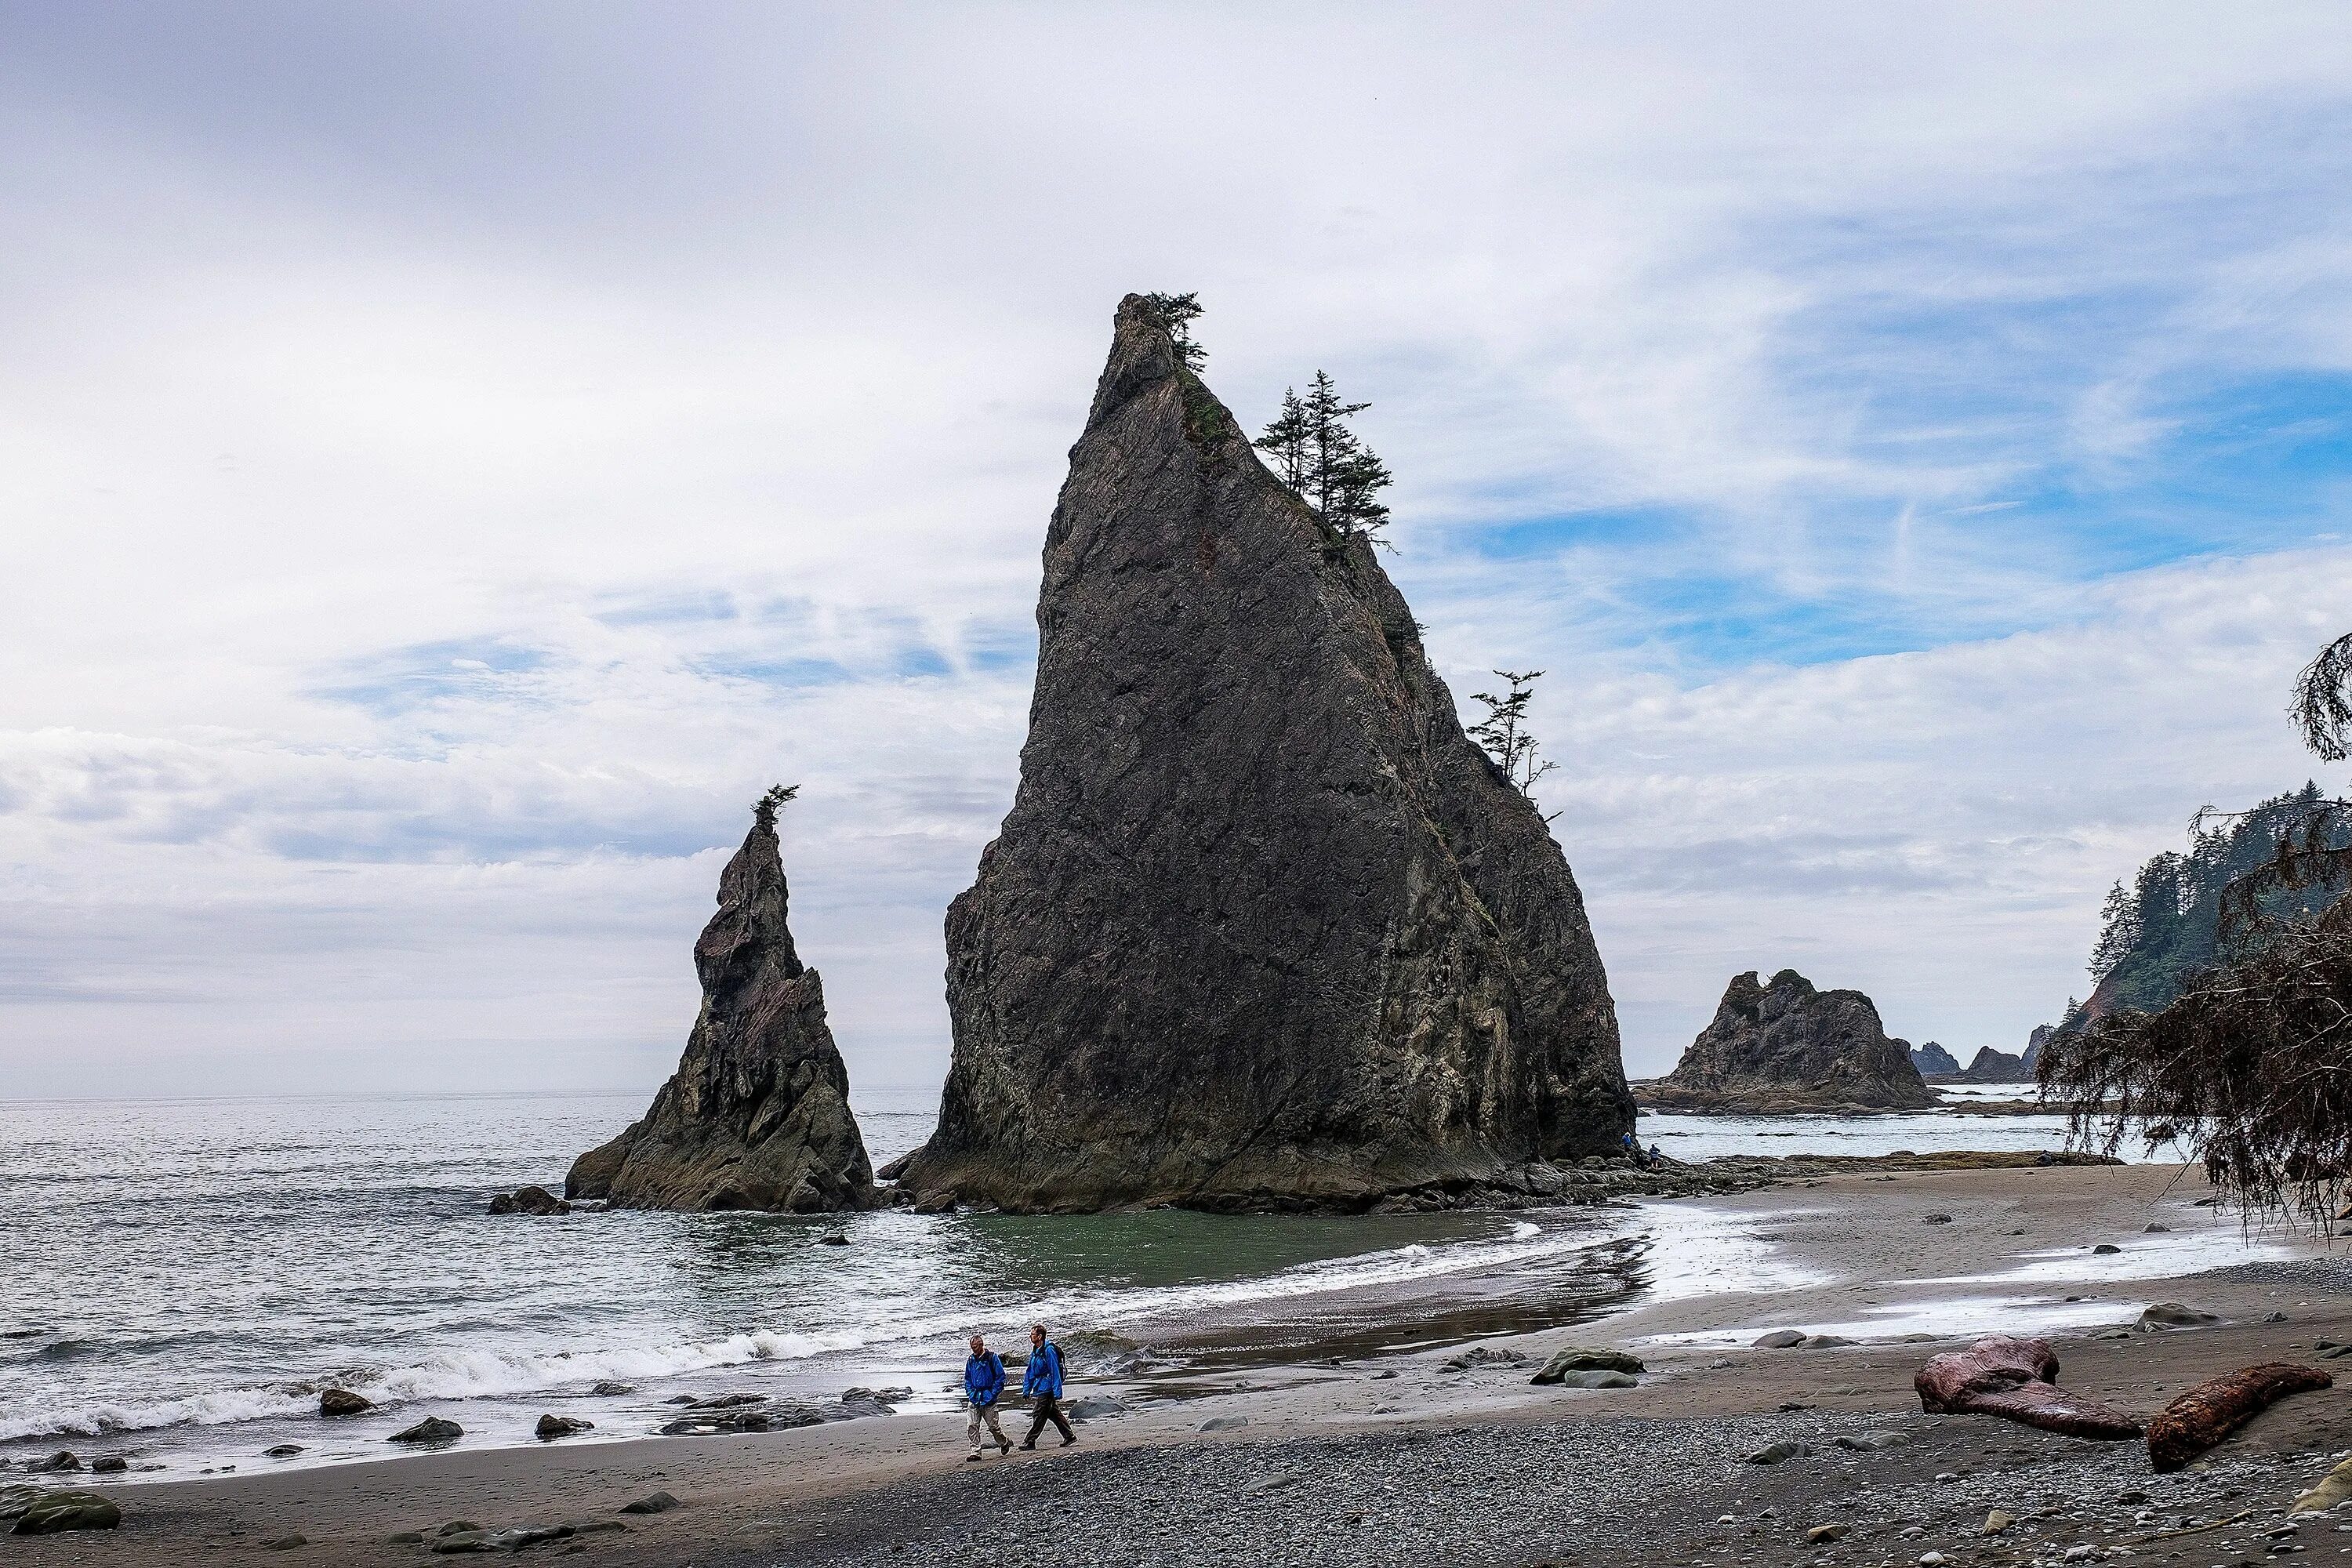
[964,1350,1005,1406]
[1022,1341,1065,1399]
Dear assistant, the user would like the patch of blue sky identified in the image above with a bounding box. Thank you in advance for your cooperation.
[688,653,853,688]
[893,644,952,680]
[1454,504,1691,562]
[963,619,1035,674]
[1435,281,2352,671]
[590,589,738,627]
[311,637,557,717]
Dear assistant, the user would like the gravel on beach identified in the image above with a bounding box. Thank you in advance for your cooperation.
[746,1410,2352,1568]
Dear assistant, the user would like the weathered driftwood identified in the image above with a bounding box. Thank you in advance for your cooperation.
[1915,1335,2143,1439]
[2146,1362,2332,1472]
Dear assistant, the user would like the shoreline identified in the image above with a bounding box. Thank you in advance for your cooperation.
[13,1162,2352,1564]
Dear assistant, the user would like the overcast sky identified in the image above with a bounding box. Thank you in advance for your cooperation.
[7,3,2352,1099]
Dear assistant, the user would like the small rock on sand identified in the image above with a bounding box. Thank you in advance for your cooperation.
[1555,1370,1639,1389]
[1753,1330,1807,1349]
[1983,1510,2015,1535]
[1748,1439,1813,1465]
[1531,1347,1645,1382]
[590,1381,635,1396]
[25,1452,80,1474]
[265,1444,304,1457]
[388,1417,463,1445]
[1199,1416,1250,1432]
[1806,1524,1850,1544]
[1066,1398,1125,1421]
[88,1457,126,1474]
[260,1534,307,1549]
[535,1415,594,1439]
[2092,1243,2122,1254]
[2137,1302,2220,1330]
[618,1493,678,1515]
[318,1388,372,1417]
[2294,1455,2352,1514]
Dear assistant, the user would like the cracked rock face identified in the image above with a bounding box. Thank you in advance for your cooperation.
[1656,968,1934,1111]
[895,295,1632,1214]
[566,804,874,1213]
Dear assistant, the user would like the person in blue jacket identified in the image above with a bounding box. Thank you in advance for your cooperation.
[963,1332,1011,1461]
[1019,1322,1076,1449]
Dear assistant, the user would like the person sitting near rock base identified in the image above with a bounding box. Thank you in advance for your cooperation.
[964,1333,1011,1461]
[1020,1323,1076,1450]
[1621,1131,1652,1167]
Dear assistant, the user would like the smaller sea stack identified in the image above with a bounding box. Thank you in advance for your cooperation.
[1641,968,1934,1113]
[567,790,876,1213]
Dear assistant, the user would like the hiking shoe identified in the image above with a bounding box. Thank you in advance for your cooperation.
[1060,1436,1077,1446]
[1018,1440,1035,1450]
[999,1438,1013,1455]
[965,1450,984,1462]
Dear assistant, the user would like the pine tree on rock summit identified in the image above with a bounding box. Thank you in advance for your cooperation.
[1255,370,1394,544]
[1138,292,1206,371]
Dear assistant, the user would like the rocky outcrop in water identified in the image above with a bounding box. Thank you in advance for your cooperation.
[1910,1040,1962,1076]
[894,295,1632,1214]
[566,798,875,1213]
[1957,1045,2033,1083]
[1641,969,1935,1113]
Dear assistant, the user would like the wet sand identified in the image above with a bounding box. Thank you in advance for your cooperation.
[13,1163,2351,1566]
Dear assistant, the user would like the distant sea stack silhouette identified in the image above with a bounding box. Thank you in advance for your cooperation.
[567,792,876,1213]
[1910,1040,1963,1077]
[894,295,1633,1214]
[1642,969,1934,1113]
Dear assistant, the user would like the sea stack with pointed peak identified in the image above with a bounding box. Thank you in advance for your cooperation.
[1642,968,1935,1113]
[566,789,876,1213]
[894,294,1634,1214]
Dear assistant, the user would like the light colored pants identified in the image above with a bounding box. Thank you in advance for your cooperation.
[967,1402,1007,1450]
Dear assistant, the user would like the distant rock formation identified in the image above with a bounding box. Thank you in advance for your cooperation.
[2021,1023,2053,1074]
[567,796,875,1213]
[1641,969,1935,1113]
[1910,1040,1962,1077]
[1958,1045,2033,1083]
[894,295,1633,1214]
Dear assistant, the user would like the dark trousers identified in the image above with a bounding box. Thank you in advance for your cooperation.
[1024,1395,1073,1445]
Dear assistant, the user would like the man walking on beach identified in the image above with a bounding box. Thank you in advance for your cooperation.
[1020,1323,1076,1449]
[964,1333,1011,1461]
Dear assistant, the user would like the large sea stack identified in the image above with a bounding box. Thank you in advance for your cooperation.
[894,295,1634,1214]
[566,795,876,1212]
[1642,968,1934,1113]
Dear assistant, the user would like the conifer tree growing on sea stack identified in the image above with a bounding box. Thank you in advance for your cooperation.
[567,786,877,1213]
[894,294,1633,1214]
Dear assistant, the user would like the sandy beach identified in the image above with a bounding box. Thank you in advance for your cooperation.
[12,1161,2352,1567]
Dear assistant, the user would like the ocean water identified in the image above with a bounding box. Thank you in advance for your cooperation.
[0,1084,2136,1480]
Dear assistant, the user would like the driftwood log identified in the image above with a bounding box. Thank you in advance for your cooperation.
[2146,1363,2332,1472]
[1915,1335,2144,1439]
